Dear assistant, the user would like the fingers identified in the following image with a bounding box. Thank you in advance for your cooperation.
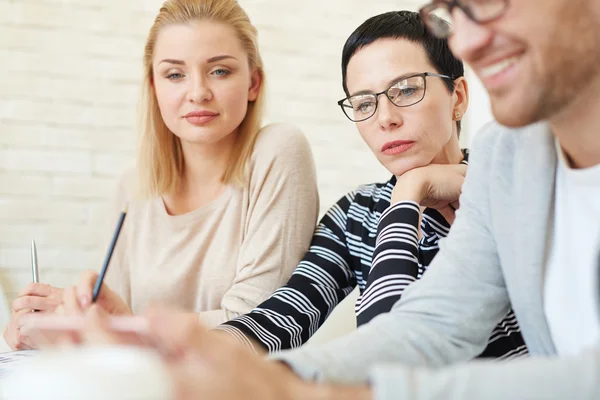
[76,270,99,308]
[144,308,185,356]
[145,308,208,358]
[19,322,59,350]
[169,358,213,400]
[17,312,89,349]
[12,295,59,313]
[16,306,134,350]
[144,308,253,367]
[17,283,56,298]
[14,337,34,351]
[13,309,41,350]
[17,306,114,349]
[437,205,456,225]
[20,316,82,349]
[62,286,83,315]
[79,305,121,346]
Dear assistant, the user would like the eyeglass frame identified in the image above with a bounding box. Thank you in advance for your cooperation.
[337,72,455,123]
[419,0,510,38]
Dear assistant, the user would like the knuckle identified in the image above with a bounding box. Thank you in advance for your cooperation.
[16,331,27,345]
[83,270,98,281]
[13,297,32,312]
[21,283,35,296]
[21,297,33,309]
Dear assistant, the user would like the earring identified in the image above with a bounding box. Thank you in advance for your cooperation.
[455,112,461,120]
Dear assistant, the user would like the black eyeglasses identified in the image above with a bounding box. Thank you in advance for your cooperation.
[337,72,454,123]
[419,0,509,39]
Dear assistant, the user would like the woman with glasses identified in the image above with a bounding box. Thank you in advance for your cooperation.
[217,10,527,360]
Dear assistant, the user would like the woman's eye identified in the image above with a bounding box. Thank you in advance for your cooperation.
[212,69,231,76]
[167,73,184,80]
[399,87,418,96]
[356,101,375,113]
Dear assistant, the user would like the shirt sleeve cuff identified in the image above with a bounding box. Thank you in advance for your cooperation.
[369,364,411,400]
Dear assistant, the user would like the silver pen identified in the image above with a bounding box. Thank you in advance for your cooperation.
[31,239,39,283]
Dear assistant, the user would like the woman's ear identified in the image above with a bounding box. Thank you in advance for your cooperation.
[248,69,262,102]
[452,77,469,121]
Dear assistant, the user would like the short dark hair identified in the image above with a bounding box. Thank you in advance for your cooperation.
[341,11,464,131]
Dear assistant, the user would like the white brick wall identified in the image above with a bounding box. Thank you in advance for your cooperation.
[0,0,491,341]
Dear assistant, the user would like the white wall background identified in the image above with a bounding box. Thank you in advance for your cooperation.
[0,0,493,343]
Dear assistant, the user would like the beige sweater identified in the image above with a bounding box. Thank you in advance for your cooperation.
[104,124,319,327]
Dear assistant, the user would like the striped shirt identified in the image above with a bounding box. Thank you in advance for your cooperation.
[219,152,528,359]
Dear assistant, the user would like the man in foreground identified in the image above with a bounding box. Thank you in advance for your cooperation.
[34,0,600,398]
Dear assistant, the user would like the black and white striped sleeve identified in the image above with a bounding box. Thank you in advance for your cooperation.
[216,194,358,352]
[355,201,421,325]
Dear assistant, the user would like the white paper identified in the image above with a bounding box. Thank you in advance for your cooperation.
[0,350,39,380]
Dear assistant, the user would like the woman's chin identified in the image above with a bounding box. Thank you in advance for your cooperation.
[384,157,430,177]
[175,129,232,147]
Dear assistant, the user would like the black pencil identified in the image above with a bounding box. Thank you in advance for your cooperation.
[92,204,128,303]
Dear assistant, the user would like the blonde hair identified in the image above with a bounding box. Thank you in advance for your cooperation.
[137,0,265,197]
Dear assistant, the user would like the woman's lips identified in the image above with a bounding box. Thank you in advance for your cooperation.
[184,110,219,125]
[185,115,218,125]
[381,140,415,155]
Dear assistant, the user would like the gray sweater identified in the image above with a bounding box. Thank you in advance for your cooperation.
[274,121,600,399]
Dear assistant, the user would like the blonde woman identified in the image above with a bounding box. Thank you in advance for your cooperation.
[3,0,318,350]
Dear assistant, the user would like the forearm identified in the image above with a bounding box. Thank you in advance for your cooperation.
[213,326,268,355]
[367,348,600,400]
[305,384,372,400]
[218,266,352,352]
[318,385,372,400]
[391,174,424,205]
[281,363,373,400]
[357,201,420,325]
[272,196,510,384]
[219,206,356,352]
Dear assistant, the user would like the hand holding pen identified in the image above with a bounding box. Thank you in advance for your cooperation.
[1,240,63,350]
[20,240,63,314]
[3,206,130,350]
[62,270,132,316]
[59,204,133,316]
